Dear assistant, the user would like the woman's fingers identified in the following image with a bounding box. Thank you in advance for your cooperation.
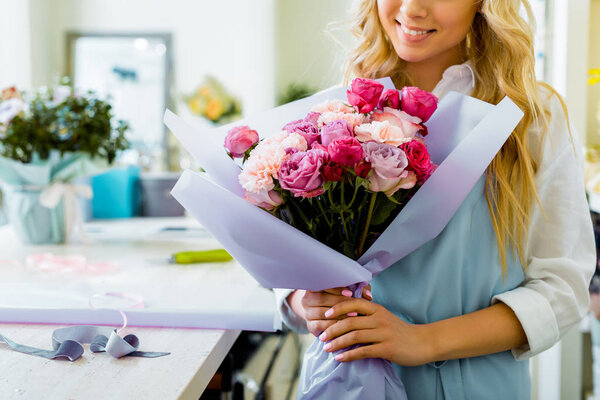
[323,327,380,353]
[362,285,372,300]
[302,291,353,308]
[323,298,379,319]
[333,343,387,362]
[307,319,337,337]
[319,287,355,297]
[319,315,373,342]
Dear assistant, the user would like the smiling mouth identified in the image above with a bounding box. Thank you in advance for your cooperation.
[397,22,436,36]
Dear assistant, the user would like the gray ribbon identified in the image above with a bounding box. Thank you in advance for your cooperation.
[0,325,169,361]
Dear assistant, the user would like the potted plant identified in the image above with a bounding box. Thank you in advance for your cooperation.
[0,81,129,244]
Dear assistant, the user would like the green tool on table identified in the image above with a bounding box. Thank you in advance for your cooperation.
[170,249,232,264]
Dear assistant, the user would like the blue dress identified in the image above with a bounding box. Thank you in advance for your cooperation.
[371,175,531,400]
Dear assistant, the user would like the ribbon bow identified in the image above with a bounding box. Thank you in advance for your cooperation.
[39,182,93,241]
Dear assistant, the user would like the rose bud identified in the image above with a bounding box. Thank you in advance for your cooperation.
[354,160,371,178]
[225,126,259,158]
[346,78,384,114]
[378,89,400,110]
[322,162,344,182]
[400,87,438,123]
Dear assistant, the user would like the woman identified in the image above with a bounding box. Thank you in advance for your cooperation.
[277,0,595,398]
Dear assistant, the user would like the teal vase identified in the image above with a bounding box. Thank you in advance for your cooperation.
[3,185,66,244]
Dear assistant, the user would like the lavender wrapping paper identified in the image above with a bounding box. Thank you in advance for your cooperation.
[167,85,524,400]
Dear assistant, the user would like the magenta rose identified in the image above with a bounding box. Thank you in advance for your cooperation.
[378,89,400,110]
[347,78,384,114]
[244,189,283,211]
[282,119,320,147]
[224,126,259,158]
[321,119,353,147]
[327,136,363,167]
[278,148,328,198]
[400,139,436,184]
[362,141,417,196]
[401,87,438,123]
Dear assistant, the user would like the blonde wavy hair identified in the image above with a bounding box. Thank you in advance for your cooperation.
[345,0,569,275]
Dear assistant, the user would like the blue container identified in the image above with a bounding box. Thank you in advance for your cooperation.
[92,166,141,218]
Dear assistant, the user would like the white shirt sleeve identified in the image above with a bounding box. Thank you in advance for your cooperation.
[491,93,596,360]
[273,288,310,334]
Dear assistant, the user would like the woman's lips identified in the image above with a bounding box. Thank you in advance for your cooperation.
[396,21,435,43]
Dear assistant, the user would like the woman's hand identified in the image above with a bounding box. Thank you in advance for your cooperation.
[318,298,433,366]
[287,286,372,337]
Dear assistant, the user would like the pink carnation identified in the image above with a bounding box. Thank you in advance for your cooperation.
[318,111,367,131]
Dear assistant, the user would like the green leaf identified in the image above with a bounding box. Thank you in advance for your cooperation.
[370,195,399,226]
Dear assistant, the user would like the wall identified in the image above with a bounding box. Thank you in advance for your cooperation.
[0,0,32,90]
[28,0,276,116]
[275,0,355,99]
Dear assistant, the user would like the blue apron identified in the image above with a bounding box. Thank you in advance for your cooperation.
[371,175,530,400]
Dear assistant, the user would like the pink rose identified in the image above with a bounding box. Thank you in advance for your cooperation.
[347,78,384,114]
[225,126,259,158]
[362,141,416,196]
[327,136,363,167]
[400,139,436,184]
[278,148,328,198]
[378,89,400,110]
[304,112,322,126]
[401,87,438,122]
[321,119,353,147]
[282,119,320,147]
[244,189,284,211]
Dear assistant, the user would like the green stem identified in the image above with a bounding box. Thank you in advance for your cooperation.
[341,177,346,209]
[316,198,332,227]
[340,210,350,242]
[289,200,314,235]
[346,182,360,209]
[357,192,378,257]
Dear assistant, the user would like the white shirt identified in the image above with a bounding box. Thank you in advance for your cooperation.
[274,64,596,360]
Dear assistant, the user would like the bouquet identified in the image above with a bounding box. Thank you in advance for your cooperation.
[0,82,129,244]
[165,78,524,399]
[225,79,438,261]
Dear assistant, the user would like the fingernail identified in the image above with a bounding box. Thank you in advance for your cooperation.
[335,354,344,361]
[319,332,327,341]
[342,289,352,297]
[323,343,331,351]
[347,312,358,317]
[325,308,334,318]
[365,290,372,298]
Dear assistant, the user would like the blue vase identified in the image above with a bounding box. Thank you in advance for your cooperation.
[2,185,66,244]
